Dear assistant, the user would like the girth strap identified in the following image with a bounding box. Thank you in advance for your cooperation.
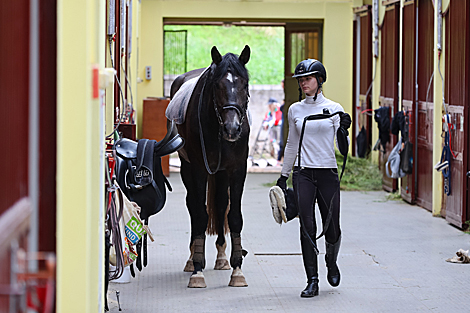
[135,139,156,187]
[125,139,162,199]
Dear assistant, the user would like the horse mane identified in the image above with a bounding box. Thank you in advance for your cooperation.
[209,53,249,83]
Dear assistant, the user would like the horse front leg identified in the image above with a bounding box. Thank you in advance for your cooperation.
[214,171,230,270]
[180,158,208,288]
[188,234,206,288]
[227,167,248,287]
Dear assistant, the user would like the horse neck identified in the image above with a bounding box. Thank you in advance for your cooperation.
[199,81,220,140]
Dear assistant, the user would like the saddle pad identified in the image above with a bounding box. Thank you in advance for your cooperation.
[166,68,209,124]
[166,67,252,126]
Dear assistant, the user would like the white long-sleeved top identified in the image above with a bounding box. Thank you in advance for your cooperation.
[281,92,347,177]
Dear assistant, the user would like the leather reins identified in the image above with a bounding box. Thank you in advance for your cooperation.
[296,111,347,255]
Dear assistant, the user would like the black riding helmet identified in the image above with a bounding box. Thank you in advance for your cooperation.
[293,59,327,101]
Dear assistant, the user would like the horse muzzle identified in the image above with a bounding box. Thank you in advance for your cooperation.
[221,107,242,142]
[223,118,241,142]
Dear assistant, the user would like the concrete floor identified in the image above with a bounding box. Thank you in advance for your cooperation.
[107,173,470,312]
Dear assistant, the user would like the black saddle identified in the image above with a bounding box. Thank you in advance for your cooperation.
[115,120,184,219]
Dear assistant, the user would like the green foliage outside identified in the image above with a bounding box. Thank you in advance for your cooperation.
[164,25,284,85]
[464,220,470,234]
[334,150,383,191]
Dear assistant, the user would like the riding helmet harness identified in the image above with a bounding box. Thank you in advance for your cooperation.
[293,59,327,101]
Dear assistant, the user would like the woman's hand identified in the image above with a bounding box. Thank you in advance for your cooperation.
[276,175,288,191]
[339,112,352,132]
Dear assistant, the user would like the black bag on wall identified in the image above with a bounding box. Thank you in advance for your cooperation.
[399,141,413,174]
[356,126,368,158]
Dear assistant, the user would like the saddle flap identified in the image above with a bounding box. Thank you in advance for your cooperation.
[155,120,185,157]
[156,135,185,157]
[116,138,138,159]
[135,139,157,186]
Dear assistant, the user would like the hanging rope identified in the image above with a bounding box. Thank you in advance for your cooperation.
[440,129,452,196]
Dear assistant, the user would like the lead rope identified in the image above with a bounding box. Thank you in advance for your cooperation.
[107,183,125,280]
[198,78,222,175]
[296,112,347,255]
[441,130,452,195]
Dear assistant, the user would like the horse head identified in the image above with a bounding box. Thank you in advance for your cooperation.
[210,45,250,142]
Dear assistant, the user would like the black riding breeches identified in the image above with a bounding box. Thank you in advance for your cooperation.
[293,167,341,244]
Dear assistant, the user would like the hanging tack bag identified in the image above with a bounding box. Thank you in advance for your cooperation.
[399,140,413,174]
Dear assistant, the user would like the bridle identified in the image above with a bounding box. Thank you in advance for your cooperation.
[198,70,249,175]
[213,101,247,129]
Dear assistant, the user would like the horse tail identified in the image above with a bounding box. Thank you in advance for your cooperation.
[206,175,230,236]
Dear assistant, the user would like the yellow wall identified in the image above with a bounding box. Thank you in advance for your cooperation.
[57,0,105,311]
[138,0,163,136]
[432,0,449,215]
[323,2,353,117]
[138,0,356,138]
[369,2,384,164]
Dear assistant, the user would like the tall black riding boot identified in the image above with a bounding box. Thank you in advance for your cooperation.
[300,234,319,298]
[325,235,341,287]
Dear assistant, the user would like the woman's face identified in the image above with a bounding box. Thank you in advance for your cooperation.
[297,75,319,96]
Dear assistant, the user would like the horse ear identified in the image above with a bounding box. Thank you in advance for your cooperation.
[239,45,250,65]
[211,46,222,65]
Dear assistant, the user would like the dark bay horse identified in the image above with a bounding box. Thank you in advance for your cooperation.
[169,45,251,288]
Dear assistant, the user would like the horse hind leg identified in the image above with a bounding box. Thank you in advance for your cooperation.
[213,193,230,271]
[210,172,231,270]
[214,241,230,270]
[228,232,248,287]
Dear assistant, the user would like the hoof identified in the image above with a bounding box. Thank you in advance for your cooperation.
[214,258,231,270]
[188,271,207,288]
[183,259,194,272]
[228,267,248,287]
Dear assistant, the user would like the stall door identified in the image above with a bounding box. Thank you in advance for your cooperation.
[0,0,31,310]
[444,0,470,228]
[0,0,57,309]
[401,0,434,207]
[401,0,416,203]
[379,1,400,192]
[353,6,373,157]
[415,0,434,211]
[164,30,188,98]
[284,23,323,141]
